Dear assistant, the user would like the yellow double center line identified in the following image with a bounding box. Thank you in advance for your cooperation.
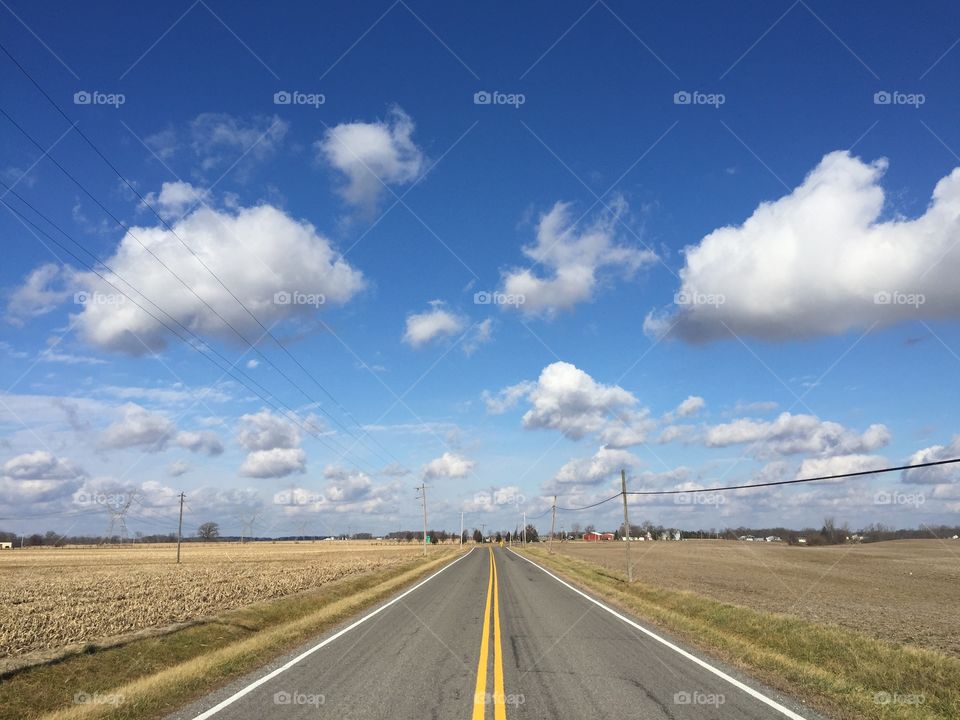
[472,547,507,720]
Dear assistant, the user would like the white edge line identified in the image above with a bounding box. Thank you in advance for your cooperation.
[508,548,808,720]
[190,548,476,720]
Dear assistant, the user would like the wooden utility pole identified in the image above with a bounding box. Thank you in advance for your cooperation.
[460,511,464,546]
[549,495,557,554]
[416,484,428,555]
[522,512,527,546]
[176,492,185,564]
[621,470,632,582]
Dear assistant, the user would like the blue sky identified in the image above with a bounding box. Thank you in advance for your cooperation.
[2,0,960,539]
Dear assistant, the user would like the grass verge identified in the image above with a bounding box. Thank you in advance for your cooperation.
[0,548,461,720]
[521,547,959,720]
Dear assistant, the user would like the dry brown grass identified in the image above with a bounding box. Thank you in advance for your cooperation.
[552,538,960,656]
[524,546,960,720]
[0,540,430,658]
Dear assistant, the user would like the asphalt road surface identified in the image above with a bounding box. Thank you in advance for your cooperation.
[170,546,824,720]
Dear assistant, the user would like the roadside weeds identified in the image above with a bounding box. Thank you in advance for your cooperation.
[521,547,959,720]
[1,548,461,720]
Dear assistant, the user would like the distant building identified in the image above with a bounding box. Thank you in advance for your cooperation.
[0,542,12,549]
[765,536,782,542]
[601,532,616,541]
[583,531,602,542]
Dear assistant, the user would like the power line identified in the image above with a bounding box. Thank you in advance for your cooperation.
[553,458,960,512]
[557,493,621,512]
[625,458,960,496]
[0,102,396,472]
[0,39,403,472]
[0,186,380,476]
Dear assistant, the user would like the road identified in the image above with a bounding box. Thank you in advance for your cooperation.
[171,546,823,720]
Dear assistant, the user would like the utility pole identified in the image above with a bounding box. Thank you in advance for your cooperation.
[522,512,527,547]
[549,495,557,554]
[460,511,464,546]
[621,469,632,582]
[176,492,185,564]
[416,484,428,555]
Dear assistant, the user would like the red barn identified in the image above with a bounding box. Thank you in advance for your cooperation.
[583,531,602,541]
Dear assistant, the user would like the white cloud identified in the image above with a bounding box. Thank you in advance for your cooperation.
[36,202,365,354]
[403,302,465,348]
[97,384,231,405]
[903,436,960,484]
[167,460,190,477]
[520,361,653,447]
[37,350,107,365]
[675,395,705,418]
[237,410,299,451]
[99,403,176,452]
[646,151,960,342]
[379,462,410,477]
[704,412,891,459]
[5,263,79,325]
[317,107,425,210]
[141,181,210,220]
[239,447,306,478]
[0,451,85,504]
[656,424,697,444]
[554,447,641,486]
[175,430,224,456]
[323,466,373,501]
[190,113,287,169]
[462,318,493,356]
[236,411,305,478]
[796,453,888,480]
[3,450,83,480]
[482,380,536,414]
[422,451,474,479]
[501,198,657,315]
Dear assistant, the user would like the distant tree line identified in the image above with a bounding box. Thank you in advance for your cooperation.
[6,520,955,548]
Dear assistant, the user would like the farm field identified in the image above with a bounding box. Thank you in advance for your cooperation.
[0,540,437,659]
[552,538,960,657]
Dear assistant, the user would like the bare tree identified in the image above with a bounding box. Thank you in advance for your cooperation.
[197,522,220,541]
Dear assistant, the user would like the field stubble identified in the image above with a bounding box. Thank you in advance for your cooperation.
[555,538,960,656]
[0,541,428,659]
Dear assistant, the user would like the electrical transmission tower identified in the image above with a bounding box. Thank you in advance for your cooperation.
[237,509,261,543]
[99,491,139,543]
